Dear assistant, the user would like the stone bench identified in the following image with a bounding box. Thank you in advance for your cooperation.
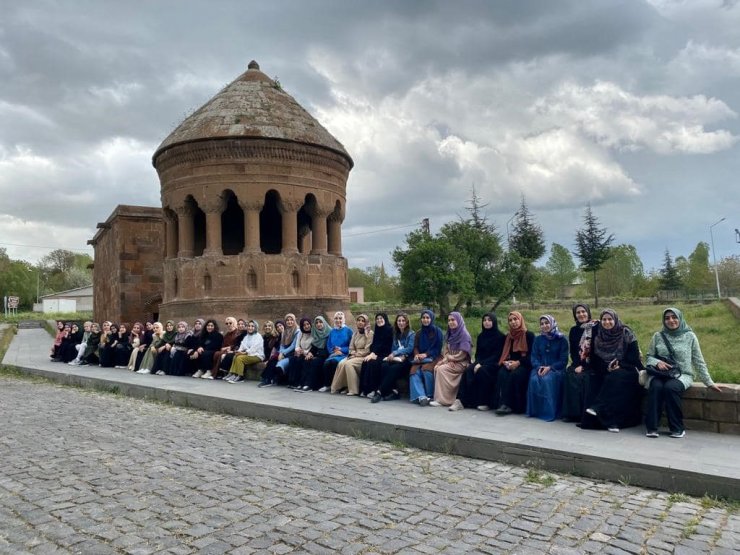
[682,383,740,434]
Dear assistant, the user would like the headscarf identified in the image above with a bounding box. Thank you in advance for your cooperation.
[248,320,260,335]
[445,311,473,353]
[369,313,394,356]
[356,314,369,334]
[298,317,313,350]
[174,321,191,344]
[281,313,297,347]
[539,314,564,341]
[574,304,598,361]
[163,320,177,343]
[333,311,346,328]
[475,313,505,362]
[418,309,440,353]
[593,309,636,362]
[498,311,529,365]
[661,307,692,337]
[311,316,331,349]
[572,303,592,325]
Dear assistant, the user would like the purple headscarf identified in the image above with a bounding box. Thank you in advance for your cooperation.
[445,311,473,354]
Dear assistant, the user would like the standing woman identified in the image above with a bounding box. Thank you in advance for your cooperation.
[494,312,535,415]
[374,313,415,403]
[451,313,505,411]
[581,309,643,433]
[320,312,354,392]
[561,304,597,422]
[409,309,444,406]
[526,315,569,421]
[430,312,473,407]
[330,314,372,395]
[360,313,394,398]
[644,308,722,438]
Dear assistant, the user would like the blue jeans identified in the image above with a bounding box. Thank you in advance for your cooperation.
[409,370,434,402]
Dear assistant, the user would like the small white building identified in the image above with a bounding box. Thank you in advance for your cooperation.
[34,285,93,313]
[348,287,365,304]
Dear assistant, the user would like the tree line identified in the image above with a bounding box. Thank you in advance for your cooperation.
[349,191,738,313]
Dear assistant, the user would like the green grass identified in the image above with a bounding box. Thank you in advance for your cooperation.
[0,311,92,325]
[385,302,738,384]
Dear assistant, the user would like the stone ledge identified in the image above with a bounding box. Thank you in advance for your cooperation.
[724,297,740,320]
[681,383,739,433]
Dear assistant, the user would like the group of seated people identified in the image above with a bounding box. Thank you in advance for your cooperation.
[49,304,722,438]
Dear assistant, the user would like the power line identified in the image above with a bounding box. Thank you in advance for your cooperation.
[344,221,421,238]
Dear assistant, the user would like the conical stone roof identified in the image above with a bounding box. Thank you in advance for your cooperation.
[153,60,352,167]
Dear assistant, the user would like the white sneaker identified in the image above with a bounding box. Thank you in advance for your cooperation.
[367,391,376,399]
[586,408,597,416]
[202,371,213,380]
[192,370,204,378]
[318,386,329,392]
[476,405,490,411]
[607,427,620,433]
[449,400,464,412]
[429,401,442,407]
[670,430,686,438]
[138,368,151,374]
[156,370,165,375]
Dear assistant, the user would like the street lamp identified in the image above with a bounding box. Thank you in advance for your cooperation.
[709,217,726,299]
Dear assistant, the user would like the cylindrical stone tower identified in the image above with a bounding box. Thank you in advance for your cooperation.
[152,60,354,323]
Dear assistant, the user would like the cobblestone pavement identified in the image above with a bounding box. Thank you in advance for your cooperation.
[0,376,737,555]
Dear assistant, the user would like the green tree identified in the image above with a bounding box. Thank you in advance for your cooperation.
[574,203,614,308]
[597,244,645,297]
[545,243,578,298]
[39,248,92,293]
[348,265,400,302]
[684,242,713,293]
[0,260,37,309]
[716,255,740,294]
[659,249,682,290]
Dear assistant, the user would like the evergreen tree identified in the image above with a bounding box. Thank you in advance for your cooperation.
[659,249,682,290]
[574,203,614,308]
[545,243,578,298]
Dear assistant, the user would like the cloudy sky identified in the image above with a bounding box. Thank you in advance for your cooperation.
[1,0,739,273]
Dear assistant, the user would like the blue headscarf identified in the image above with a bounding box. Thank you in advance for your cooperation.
[539,314,564,341]
[418,309,443,356]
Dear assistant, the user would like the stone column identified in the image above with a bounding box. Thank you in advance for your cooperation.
[164,211,178,259]
[239,199,264,253]
[203,197,225,257]
[310,206,331,255]
[175,205,194,258]
[298,224,311,254]
[328,214,343,256]
[279,199,302,255]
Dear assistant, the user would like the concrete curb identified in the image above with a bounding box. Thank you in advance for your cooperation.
[6,361,739,500]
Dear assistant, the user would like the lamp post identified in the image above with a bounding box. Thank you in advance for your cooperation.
[709,217,726,299]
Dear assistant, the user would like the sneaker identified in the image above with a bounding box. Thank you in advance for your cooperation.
[192,370,204,378]
[346,391,357,396]
[607,426,620,433]
[367,391,376,399]
[223,373,234,381]
[495,405,512,415]
[257,380,270,387]
[302,385,310,391]
[68,360,79,366]
[646,431,659,438]
[318,386,329,393]
[371,394,382,404]
[670,430,686,438]
[156,370,165,375]
[231,376,244,383]
[449,400,464,412]
[476,405,490,411]
[138,368,151,375]
[418,396,430,407]
[585,407,598,416]
[382,392,400,401]
[429,401,442,407]
[202,371,213,380]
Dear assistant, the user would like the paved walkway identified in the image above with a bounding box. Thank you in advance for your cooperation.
[3,329,740,501]
[1,374,738,555]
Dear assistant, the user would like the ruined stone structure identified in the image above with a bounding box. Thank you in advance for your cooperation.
[91,61,354,324]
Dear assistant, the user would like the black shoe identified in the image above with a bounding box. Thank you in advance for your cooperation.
[382,392,400,401]
[495,405,512,415]
[371,394,382,404]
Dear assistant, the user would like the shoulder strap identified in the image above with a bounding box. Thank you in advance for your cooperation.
[659,332,677,359]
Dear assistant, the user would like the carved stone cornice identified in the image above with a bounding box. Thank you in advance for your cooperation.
[238,199,266,212]
[278,198,304,214]
[154,138,352,176]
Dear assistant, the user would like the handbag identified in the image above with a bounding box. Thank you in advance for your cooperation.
[645,332,681,380]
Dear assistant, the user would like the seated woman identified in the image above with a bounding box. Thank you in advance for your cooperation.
[137,322,164,374]
[211,317,241,380]
[58,323,82,363]
[581,309,643,433]
[287,318,314,388]
[260,320,284,386]
[644,307,722,439]
[227,320,265,383]
[526,315,569,421]
[450,312,505,411]
[50,321,67,361]
[267,313,298,385]
[373,313,415,403]
[429,312,472,407]
[360,313,394,398]
[561,304,597,422]
[126,322,144,371]
[292,316,331,390]
[150,320,176,375]
[133,322,154,371]
[96,321,112,363]
[320,312,354,392]
[409,309,444,406]
[191,320,223,379]
[494,312,535,415]
[164,321,192,376]
[99,323,118,368]
[330,314,372,395]
[183,319,204,376]
[112,323,132,368]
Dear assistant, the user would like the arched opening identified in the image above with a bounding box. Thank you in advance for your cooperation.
[221,190,244,255]
[185,196,206,257]
[163,207,178,258]
[260,190,282,254]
